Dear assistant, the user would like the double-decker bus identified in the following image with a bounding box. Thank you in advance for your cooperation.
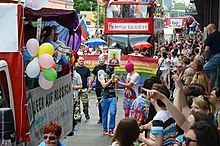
[104,1,164,56]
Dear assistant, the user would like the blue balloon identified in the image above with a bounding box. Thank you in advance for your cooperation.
[24,49,31,62]
[34,72,40,79]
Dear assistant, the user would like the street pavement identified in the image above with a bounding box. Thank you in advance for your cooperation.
[63,89,125,146]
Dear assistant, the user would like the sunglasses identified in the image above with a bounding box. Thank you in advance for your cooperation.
[198,95,211,110]
[43,135,56,141]
[183,136,197,145]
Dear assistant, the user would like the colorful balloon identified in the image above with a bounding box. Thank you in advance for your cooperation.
[42,68,57,81]
[24,49,31,62]
[25,58,40,78]
[38,54,55,69]
[26,38,39,57]
[38,73,54,90]
[38,43,54,56]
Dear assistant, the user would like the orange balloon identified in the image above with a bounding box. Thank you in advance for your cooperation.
[40,65,45,71]
[51,63,56,69]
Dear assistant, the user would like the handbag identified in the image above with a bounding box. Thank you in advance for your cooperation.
[156,59,165,77]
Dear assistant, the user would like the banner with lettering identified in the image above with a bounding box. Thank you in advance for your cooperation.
[81,55,158,85]
[26,74,73,145]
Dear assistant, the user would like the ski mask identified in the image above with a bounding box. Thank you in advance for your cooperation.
[125,60,134,73]
[98,54,105,65]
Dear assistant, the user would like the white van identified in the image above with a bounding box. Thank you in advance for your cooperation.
[164,27,177,42]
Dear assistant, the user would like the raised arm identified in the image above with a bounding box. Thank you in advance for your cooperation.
[173,73,190,118]
[142,88,191,133]
[99,74,115,89]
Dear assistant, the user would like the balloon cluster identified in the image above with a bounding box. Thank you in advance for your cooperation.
[25,38,57,90]
[186,15,198,27]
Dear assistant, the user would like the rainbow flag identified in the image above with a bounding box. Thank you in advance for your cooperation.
[79,16,89,40]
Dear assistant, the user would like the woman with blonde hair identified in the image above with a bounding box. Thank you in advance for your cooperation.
[191,60,209,94]
[191,95,215,117]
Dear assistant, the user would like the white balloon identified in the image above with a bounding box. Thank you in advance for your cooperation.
[26,58,40,78]
[25,0,48,10]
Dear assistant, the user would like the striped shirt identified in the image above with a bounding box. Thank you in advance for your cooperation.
[150,110,176,146]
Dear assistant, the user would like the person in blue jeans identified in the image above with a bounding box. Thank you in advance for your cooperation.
[204,23,220,88]
[98,66,117,137]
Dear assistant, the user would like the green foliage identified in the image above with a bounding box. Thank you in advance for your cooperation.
[74,0,96,12]
[74,0,105,26]
[172,2,188,10]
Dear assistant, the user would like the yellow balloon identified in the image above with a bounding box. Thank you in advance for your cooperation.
[38,43,54,56]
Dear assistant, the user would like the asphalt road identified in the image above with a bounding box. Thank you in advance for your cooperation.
[63,89,124,146]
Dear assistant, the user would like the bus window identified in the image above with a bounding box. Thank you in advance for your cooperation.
[0,71,10,108]
[106,4,152,18]
[106,4,120,18]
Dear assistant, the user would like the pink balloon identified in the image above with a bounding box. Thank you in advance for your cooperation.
[38,73,54,90]
[38,54,55,69]
[26,38,39,57]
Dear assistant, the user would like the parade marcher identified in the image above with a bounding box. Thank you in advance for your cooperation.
[75,57,91,120]
[39,122,64,146]
[41,26,69,78]
[116,60,140,117]
[98,64,117,136]
[89,54,108,124]
[72,65,82,122]
[204,23,220,89]
[68,56,82,136]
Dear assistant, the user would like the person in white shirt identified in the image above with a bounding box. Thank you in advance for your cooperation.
[158,51,171,87]
[129,48,143,56]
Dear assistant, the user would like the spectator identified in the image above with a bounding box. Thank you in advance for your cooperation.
[210,87,220,131]
[92,47,102,55]
[158,51,171,86]
[173,112,213,146]
[191,60,209,94]
[183,121,220,146]
[111,117,140,146]
[131,76,162,125]
[39,122,64,146]
[204,23,220,89]
[139,84,176,146]
[129,48,143,56]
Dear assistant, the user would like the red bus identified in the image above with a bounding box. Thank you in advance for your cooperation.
[104,1,164,56]
[165,17,188,37]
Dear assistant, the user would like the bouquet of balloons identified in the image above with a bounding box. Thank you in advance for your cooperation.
[25,38,57,90]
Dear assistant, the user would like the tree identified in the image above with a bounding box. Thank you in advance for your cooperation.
[73,0,96,12]
[90,6,104,27]
[74,0,105,27]
[172,2,188,11]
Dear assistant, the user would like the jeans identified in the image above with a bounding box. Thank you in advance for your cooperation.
[101,97,117,131]
[204,53,220,88]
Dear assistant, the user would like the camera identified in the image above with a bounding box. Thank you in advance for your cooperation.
[106,65,114,76]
